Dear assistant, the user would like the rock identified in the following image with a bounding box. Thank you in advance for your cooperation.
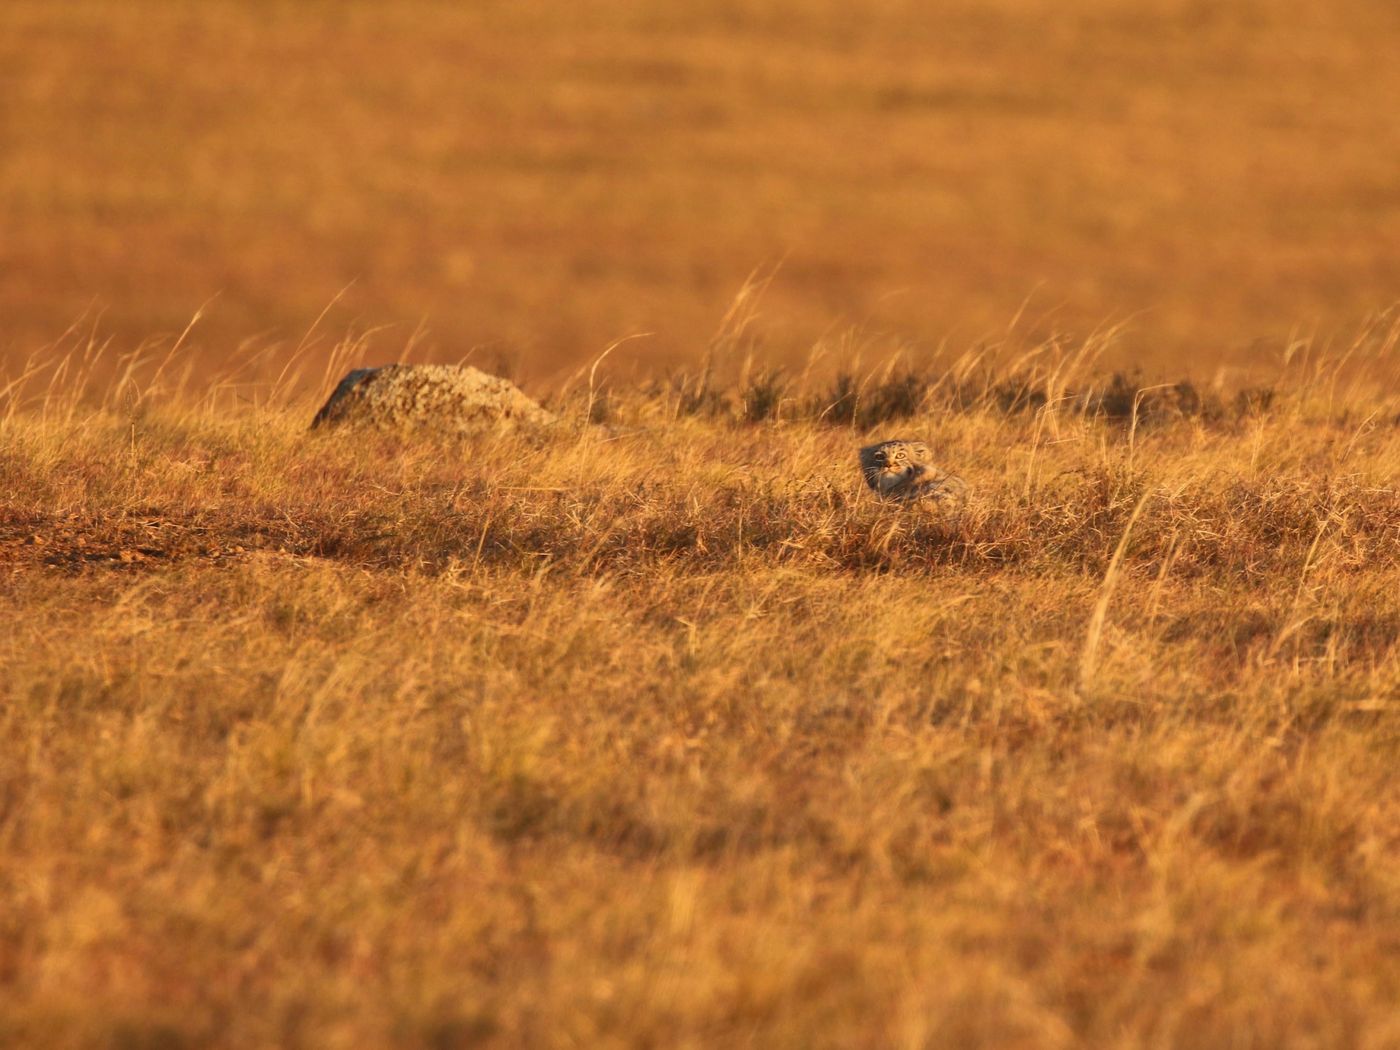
[310,363,556,433]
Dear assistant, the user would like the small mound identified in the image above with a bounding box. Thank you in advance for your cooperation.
[311,363,556,433]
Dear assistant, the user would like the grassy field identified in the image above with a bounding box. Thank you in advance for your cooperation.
[2,327,1399,1047]
[4,0,1400,1046]
[4,0,1400,376]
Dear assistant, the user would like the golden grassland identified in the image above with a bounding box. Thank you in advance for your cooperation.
[2,324,1400,1048]
[5,0,1400,1045]
[4,0,1400,376]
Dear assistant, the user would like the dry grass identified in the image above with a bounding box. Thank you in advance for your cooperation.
[4,0,1400,376]
[5,0,1400,1044]
[2,329,1400,1048]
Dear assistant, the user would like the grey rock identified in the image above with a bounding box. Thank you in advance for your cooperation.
[311,363,556,433]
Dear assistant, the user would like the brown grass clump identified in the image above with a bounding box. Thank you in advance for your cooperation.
[2,331,1399,1048]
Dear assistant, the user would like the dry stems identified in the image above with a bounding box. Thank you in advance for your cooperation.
[1,332,1398,1048]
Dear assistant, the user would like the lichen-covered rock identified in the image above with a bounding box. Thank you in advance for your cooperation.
[310,363,556,433]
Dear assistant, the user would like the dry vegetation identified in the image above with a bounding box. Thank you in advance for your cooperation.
[5,0,1400,1046]
[2,322,1400,1048]
[4,0,1400,375]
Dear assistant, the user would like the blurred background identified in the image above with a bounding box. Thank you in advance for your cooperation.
[3,0,1398,385]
